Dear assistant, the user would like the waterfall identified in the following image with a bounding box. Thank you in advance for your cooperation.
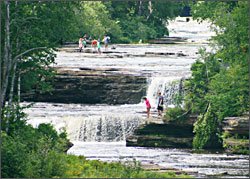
[62,76,186,142]
[146,76,185,108]
[24,76,186,143]
[63,114,142,142]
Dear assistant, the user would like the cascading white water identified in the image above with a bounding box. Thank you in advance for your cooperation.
[60,76,185,142]
[24,77,187,143]
[65,114,142,142]
[146,76,185,107]
[23,102,145,142]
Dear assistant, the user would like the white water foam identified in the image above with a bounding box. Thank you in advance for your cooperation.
[146,76,185,107]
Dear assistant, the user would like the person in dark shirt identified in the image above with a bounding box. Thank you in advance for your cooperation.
[157,92,164,116]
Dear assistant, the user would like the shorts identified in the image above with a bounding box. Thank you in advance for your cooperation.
[157,105,163,111]
[105,42,108,47]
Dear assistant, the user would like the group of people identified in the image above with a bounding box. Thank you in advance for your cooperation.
[143,92,164,118]
[79,34,110,54]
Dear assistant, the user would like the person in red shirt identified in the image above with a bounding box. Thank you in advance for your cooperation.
[143,96,151,118]
[91,39,98,51]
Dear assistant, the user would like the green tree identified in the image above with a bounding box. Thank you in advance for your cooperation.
[186,1,249,149]
[75,1,122,42]
[1,103,70,178]
[1,1,79,113]
[103,1,187,43]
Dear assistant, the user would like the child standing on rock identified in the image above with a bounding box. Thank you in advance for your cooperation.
[79,38,83,52]
[143,96,151,118]
[97,39,101,54]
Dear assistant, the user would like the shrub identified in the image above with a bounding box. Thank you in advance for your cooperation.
[165,107,187,121]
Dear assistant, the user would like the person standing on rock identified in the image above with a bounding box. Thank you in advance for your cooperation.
[143,96,151,118]
[82,34,88,52]
[83,38,87,49]
[91,39,98,51]
[157,92,164,116]
[102,35,110,51]
[83,34,87,41]
[79,38,83,52]
[97,39,101,54]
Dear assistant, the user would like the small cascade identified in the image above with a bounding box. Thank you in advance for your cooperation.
[64,114,142,142]
[146,76,185,107]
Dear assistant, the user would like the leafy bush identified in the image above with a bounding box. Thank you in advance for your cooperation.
[62,156,192,178]
[165,107,187,121]
[118,37,133,44]
[192,105,222,149]
[1,102,70,178]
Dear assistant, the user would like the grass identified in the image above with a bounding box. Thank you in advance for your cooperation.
[57,155,193,178]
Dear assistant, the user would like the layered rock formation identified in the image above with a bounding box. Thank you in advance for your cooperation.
[22,68,147,104]
[148,37,188,44]
[221,117,249,154]
[126,115,249,153]
[222,117,249,135]
[126,114,197,148]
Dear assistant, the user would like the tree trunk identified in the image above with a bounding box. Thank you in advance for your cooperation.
[17,69,21,103]
[139,1,143,16]
[8,62,17,105]
[5,62,17,134]
[147,1,153,20]
[1,0,11,108]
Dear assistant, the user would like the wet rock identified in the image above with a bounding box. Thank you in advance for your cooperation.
[148,37,188,44]
[126,115,196,148]
[223,138,249,154]
[139,163,198,177]
[177,52,188,56]
[145,52,188,56]
[222,117,249,135]
[221,117,249,154]
[22,68,147,105]
[65,141,74,153]
[127,135,193,148]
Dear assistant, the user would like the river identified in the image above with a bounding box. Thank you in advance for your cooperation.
[22,17,249,178]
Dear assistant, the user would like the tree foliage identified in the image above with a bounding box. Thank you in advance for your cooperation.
[1,1,80,109]
[103,1,187,43]
[1,101,70,178]
[75,1,122,42]
[185,1,249,149]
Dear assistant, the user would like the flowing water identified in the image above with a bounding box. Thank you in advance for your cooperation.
[23,17,248,178]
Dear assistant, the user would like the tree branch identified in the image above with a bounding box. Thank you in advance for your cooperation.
[176,109,191,120]
[11,47,48,69]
